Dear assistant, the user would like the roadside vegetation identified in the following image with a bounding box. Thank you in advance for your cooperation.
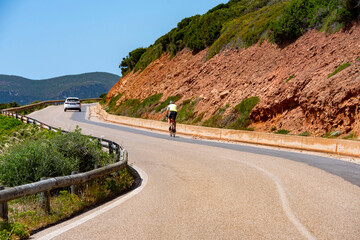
[104,93,261,131]
[0,115,134,239]
[328,62,351,78]
[119,0,360,75]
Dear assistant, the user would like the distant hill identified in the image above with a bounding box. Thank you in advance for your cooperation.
[0,72,120,105]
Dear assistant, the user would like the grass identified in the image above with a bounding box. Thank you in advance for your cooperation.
[2,168,134,238]
[81,99,100,104]
[106,93,123,113]
[343,132,358,140]
[177,98,200,123]
[328,62,351,78]
[155,95,181,113]
[229,96,260,130]
[298,131,310,136]
[322,130,342,138]
[275,129,291,134]
[202,104,229,128]
[285,75,294,83]
[0,115,134,240]
[112,93,163,118]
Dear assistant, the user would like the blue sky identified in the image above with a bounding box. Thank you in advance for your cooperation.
[0,0,226,79]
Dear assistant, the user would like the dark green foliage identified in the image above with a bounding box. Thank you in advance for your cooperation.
[0,127,111,187]
[270,126,277,132]
[271,0,352,43]
[0,102,20,110]
[0,72,120,105]
[275,129,291,134]
[99,93,107,104]
[155,95,181,112]
[121,0,359,72]
[119,48,147,75]
[328,62,351,78]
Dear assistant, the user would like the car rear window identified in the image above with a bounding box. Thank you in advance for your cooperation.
[67,98,79,102]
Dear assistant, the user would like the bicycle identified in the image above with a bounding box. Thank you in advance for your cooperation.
[169,118,176,137]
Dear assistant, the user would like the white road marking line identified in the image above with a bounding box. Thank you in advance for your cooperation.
[35,166,148,240]
[225,157,317,240]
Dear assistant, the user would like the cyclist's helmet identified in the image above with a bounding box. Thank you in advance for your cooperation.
[170,100,174,104]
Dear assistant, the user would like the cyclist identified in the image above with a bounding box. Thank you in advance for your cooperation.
[166,100,177,131]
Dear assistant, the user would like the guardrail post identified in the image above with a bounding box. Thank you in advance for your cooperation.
[70,171,79,195]
[109,142,113,155]
[0,186,8,220]
[40,178,51,214]
[115,145,120,162]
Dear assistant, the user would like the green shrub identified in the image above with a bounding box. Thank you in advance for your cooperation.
[275,129,291,134]
[298,131,310,136]
[0,116,23,136]
[0,102,20,110]
[155,95,181,113]
[0,221,29,240]
[271,0,351,43]
[230,96,260,129]
[343,132,356,140]
[113,93,163,118]
[107,93,123,113]
[177,99,200,123]
[99,93,107,104]
[192,113,204,124]
[270,126,277,132]
[0,127,111,186]
[119,48,147,75]
[202,104,229,128]
[208,2,286,59]
[328,62,351,78]
[120,0,358,72]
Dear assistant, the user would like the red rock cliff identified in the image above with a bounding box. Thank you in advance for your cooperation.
[108,22,360,137]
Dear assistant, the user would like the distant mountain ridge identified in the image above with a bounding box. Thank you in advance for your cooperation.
[0,72,120,105]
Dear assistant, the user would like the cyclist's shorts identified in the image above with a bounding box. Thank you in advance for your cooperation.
[169,111,177,120]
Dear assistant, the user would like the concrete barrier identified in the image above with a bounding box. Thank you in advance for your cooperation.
[91,104,360,158]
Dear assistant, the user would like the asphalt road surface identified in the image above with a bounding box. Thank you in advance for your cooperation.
[29,105,360,240]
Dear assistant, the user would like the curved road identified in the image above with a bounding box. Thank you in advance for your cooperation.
[30,105,360,240]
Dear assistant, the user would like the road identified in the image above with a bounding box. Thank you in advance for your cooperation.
[30,105,360,240]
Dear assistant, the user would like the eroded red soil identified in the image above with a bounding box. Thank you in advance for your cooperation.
[108,22,360,137]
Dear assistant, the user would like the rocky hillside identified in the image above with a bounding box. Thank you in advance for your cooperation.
[107,21,360,137]
[0,72,120,105]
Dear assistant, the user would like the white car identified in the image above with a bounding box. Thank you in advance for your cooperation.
[64,97,81,112]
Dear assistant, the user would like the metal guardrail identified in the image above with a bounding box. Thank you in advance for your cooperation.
[2,98,101,113]
[0,100,127,220]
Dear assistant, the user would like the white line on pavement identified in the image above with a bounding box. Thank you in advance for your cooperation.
[35,165,148,240]
[225,157,317,240]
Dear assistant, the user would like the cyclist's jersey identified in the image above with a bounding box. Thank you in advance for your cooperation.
[167,104,177,112]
